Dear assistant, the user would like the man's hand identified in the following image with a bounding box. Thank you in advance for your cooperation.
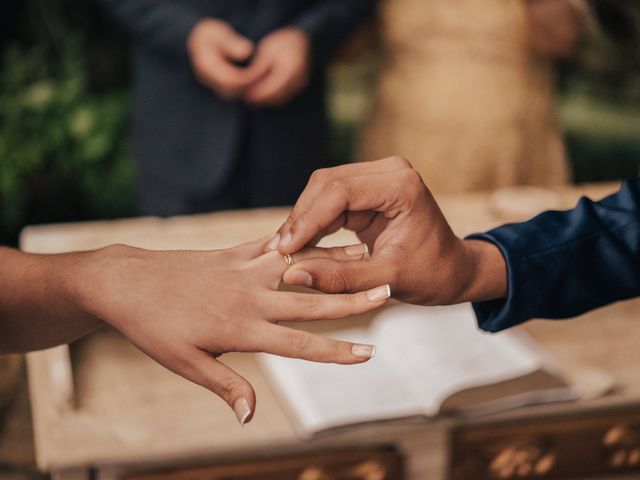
[244,27,311,106]
[0,238,389,425]
[268,157,508,306]
[187,19,257,98]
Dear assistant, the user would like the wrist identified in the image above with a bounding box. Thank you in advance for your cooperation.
[457,239,508,303]
[62,244,134,322]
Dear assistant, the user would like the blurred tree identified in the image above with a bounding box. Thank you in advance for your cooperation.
[0,0,135,245]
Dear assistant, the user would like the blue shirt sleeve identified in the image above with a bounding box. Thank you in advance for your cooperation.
[468,180,640,332]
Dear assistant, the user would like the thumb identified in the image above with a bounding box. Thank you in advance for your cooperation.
[188,351,256,425]
[283,257,392,294]
[219,29,254,61]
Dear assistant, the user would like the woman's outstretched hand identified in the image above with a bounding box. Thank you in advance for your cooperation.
[0,238,389,425]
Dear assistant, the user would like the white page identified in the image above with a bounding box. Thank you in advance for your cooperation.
[372,303,543,414]
[258,328,424,434]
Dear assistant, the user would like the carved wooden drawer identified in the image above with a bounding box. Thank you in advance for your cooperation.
[126,447,404,480]
[449,407,640,479]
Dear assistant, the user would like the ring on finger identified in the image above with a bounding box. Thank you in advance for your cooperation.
[283,254,294,266]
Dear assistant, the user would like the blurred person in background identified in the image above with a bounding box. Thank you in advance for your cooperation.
[97,0,374,216]
[357,0,587,193]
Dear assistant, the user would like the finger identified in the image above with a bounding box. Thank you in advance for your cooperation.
[279,170,418,255]
[210,57,258,95]
[218,28,254,62]
[259,324,376,364]
[249,250,291,288]
[245,68,292,105]
[230,234,277,260]
[291,243,369,264]
[264,285,390,322]
[305,211,380,248]
[252,243,369,288]
[243,51,273,86]
[199,56,254,97]
[283,256,392,294]
[268,157,413,252]
[180,350,256,425]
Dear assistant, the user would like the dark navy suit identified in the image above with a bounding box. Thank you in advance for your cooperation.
[470,180,640,332]
[98,0,373,215]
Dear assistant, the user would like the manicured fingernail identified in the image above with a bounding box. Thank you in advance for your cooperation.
[266,233,280,251]
[234,397,251,426]
[352,344,376,359]
[367,284,391,302]
[286,269,313,287]
[344,243,368,256]
[279,230,293,247]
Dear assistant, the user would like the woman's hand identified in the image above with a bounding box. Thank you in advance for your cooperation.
[70,237,388,425]
[269,157,507,306]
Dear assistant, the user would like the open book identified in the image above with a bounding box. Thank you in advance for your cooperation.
[258,303,578,437]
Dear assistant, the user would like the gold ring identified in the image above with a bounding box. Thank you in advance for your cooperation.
[283,254,294,266]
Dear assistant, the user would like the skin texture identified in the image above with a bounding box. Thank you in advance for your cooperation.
[0,237,389,424]
[526,0,587,59]
[187,19,310,106]
[269,157,508,306]
[187,19,257,98]
[243,27,311,106]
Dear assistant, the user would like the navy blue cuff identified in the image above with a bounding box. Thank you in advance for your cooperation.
[466,233,525,333]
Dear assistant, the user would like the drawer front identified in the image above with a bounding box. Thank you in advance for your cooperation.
[449,407,640,479]
[126,447,404,480]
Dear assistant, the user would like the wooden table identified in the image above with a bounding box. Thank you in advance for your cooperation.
[23,183,640,480]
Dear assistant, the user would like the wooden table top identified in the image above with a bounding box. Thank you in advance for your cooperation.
[22,182,640,472]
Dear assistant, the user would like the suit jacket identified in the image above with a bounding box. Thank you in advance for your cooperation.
[98,0,373,215]
[470,180,640,332]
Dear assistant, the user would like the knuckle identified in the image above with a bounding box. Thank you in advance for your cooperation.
[346,293,359,307]
[327,179,348,196]
[211,376,245,403]
[400,168,425,196]
[288,331,312,357]
[309,167,330,185]
[295,294,320,312]
[334,340,349,360]
[326,268,348,293]
[388,155,411,168]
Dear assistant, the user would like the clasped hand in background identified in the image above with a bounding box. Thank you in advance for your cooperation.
[187,18,310,105]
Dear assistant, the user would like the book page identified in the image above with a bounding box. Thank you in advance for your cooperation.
[372,303,543,414]
[258,328,425,434]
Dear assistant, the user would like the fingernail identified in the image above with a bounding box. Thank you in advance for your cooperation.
[352,344,376,359]
[344,243,368,257]
[234,397,251,426]
[367,284,391,302]
[279,230,293,248]
[266,233,280,251]
[286,269,313,287]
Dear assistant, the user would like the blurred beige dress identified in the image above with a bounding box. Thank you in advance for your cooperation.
[357,0,569,193]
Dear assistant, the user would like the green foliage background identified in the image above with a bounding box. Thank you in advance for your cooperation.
[0,1,135,245]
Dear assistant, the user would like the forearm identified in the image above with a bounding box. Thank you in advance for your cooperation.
[0,247,101,353]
